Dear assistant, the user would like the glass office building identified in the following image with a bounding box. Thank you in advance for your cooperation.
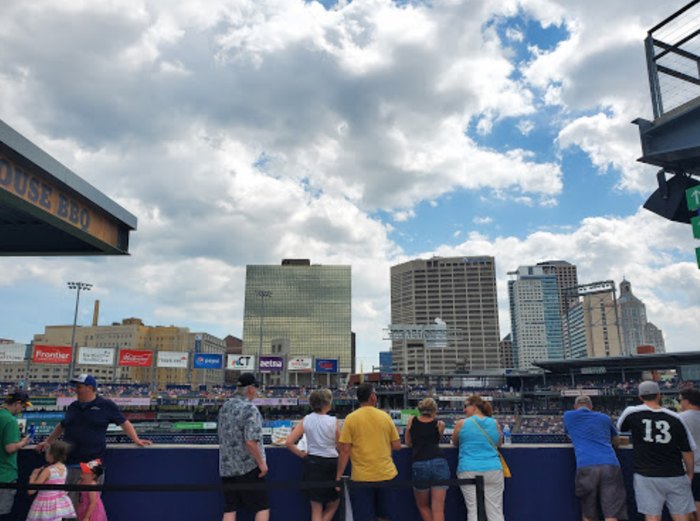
[242,260,352,376]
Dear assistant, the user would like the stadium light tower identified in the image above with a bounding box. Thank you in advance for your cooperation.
[256,290,272,382]
[67,281,92,379]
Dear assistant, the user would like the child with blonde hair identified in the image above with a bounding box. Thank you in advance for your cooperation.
[26,440,76,521]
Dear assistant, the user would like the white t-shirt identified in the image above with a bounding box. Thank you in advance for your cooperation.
[680,409,700,471]
[302,412,338,458]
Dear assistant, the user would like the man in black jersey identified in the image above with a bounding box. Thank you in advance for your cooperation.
[617,381,696,521]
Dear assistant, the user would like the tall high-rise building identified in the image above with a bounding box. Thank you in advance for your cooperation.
[241,259,352,384]
[390,256,501,374]
[508,266,564,368]
[618,279,665,355]
[565,290,623,359]
[537,260,579,317]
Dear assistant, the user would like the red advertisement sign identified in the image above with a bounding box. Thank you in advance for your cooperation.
[32,345,72,365]
[118,349,153,367]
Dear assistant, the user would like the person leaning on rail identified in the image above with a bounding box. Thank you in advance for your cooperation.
[36,374,152,511]
[679,387,700,520]
[336,383,402,521]
[617,381,696,521]
[0,391,31,521]
[218,373,270,521]
[404,397,449,521]
[285,388,341,521]
[562,395,628,521]
[451,395,505,521]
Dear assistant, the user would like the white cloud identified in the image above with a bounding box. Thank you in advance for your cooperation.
[0,0,697,369]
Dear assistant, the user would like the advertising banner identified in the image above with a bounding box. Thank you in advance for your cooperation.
[157,351,189,369]
[32,345,72,365]
[57,396,151,408]
[118,350,153,367]
[193,353,223,369]
[78,347,114,366]
[226,355,255,371]
[194,334,202,353]
[259,356,284,372]
[253,398,298,406]
[315,358,338,373]
[0,344,26,362]
[287,356,313,372]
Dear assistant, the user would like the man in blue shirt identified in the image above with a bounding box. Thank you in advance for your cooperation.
[36,374,152,509]
[563,395,627,521]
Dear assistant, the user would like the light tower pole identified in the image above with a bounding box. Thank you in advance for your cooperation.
[67,281,92,380]
[256,290,272,384]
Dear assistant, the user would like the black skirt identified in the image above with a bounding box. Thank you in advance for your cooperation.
[303,455,339,504]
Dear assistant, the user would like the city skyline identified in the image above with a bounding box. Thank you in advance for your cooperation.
[1,0,699,370]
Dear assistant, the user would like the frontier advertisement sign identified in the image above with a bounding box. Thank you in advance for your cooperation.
[0,344,26,362]
[157,351,189,369]
[226,355,255,371]
[118,350,153,367]
[193,353,223,369]
[259,356,284,372]
[287,356,313,372]
[33,345,72,365]
[78,347,114,366]
[315,358,338,373]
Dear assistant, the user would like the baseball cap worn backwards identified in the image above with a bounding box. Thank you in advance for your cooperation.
[639,381,660,396]
[237,373,259,388]
[70,374,97,388]
[7,391,32,407]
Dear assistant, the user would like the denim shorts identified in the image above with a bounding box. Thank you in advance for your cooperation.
[412,457,450,491]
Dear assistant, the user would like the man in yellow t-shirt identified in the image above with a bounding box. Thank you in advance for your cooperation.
[336,383,401,521]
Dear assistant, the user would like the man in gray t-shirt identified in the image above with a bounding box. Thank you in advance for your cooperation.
[218,373,269,521]
[679,388,700,516]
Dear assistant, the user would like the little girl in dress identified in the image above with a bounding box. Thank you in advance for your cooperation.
[27,440,76,521]
[77,459,108,521]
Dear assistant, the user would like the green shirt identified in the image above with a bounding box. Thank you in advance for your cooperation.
[0,408,20,482]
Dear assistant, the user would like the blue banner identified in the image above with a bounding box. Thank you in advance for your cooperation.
[193,353,223,369]
[315,358,338,373]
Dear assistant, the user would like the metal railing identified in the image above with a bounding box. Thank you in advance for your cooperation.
[645,0,700,118]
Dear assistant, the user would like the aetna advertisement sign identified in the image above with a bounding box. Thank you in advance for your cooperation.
[259,356,284,372]
[118,349,154,367]
[32,345,72,365]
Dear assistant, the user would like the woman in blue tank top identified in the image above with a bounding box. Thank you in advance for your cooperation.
[451,395,504,521]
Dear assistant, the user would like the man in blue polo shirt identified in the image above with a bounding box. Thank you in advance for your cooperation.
[36,374,152,508]
[563,395,627,521]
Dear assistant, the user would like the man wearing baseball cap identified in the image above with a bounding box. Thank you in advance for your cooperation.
[218,372,269,521]
[617,380,696,521]
[36,374,152,509]
[0,391,31,521]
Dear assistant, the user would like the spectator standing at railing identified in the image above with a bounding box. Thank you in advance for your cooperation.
[336,383,401,521]
[218,373,269,521]
[451,395,504,521]
[617,381,696,521]
[36,374,152,511]
[285,388,340,521]
[404,397,448,521]
[0,391,31,521]
[562,395,627,521]
[679,388,700,519]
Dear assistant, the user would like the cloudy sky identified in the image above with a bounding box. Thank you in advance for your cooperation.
[2,0,699,369]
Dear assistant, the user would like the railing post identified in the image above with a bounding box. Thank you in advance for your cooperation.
[338,475,350,521]
[475,474,487,521]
